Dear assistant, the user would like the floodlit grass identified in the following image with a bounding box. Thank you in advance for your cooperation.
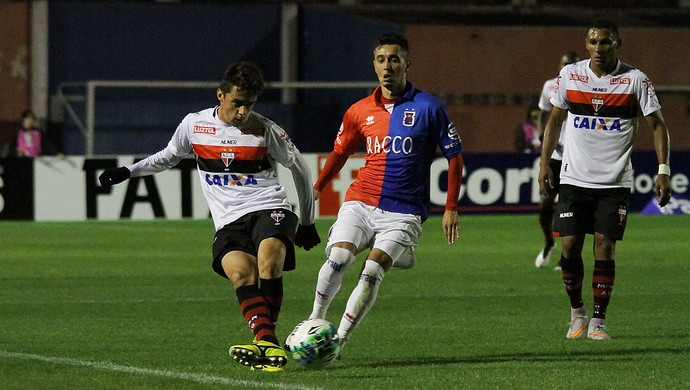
[1,214,688,389]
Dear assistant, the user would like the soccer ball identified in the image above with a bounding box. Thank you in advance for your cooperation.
[284,318,340,368]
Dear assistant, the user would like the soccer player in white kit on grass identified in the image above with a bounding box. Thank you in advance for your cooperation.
[98,61,321,372]
[539,20,672,341]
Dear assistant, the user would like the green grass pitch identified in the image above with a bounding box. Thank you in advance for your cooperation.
[1,214,688,389]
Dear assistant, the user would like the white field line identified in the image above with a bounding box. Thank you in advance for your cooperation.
[0,350,323,390]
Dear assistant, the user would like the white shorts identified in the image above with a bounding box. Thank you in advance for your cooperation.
[326,201,423,269]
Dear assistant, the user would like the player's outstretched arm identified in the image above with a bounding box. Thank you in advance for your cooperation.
[99,167,130,187]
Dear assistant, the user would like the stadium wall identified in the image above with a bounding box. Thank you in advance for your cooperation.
[40,3,689,156]
[47,2,399,155]
[0,2,31,154]
[6,0,690,155]
[406,25,690,153]
[1,152,687,222]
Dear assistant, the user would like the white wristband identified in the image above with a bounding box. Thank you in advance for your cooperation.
[658,164,671,176]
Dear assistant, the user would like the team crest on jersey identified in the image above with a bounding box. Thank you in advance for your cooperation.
[591,97,605,113]
[271,210,285,224]
[221,151,235,167]
[402,110,415,127]
[618,206,627,223]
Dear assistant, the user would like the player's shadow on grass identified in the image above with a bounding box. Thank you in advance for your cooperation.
[339,346,690,369]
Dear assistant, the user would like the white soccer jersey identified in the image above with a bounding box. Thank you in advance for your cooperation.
[538,76,566,160]
[551,59,661,189]
[126,107,315,231]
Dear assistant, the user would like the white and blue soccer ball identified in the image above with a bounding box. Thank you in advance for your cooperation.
[284,318,340,368]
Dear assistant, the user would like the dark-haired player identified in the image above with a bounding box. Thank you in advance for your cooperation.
[307,32,464,356]
[539,20,671,340]
[99,61,320,371]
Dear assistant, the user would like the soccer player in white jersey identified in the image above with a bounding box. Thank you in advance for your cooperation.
[99,61,321,371]
[539,20,672,340]
[534,51,580,269]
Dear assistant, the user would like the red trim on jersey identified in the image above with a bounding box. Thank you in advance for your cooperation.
[380,95,397,105]
[445,154,463,211]
[566,90,636,107]
[314,151,348,192]
[192,144,267,160]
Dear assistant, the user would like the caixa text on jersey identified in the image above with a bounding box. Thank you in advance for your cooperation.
[205,174,258,186]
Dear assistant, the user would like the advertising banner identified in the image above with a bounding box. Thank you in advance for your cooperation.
[0,151,686,222]
[312,151,689,216]
[0,158,34,220]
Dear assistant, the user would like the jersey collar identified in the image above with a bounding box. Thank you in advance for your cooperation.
[373,82,415,107]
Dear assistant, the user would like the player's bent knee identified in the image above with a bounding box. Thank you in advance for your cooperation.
[327,247,355,271]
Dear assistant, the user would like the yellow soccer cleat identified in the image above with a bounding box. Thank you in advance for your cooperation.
[229,343,260,368]
[230,340,287,372]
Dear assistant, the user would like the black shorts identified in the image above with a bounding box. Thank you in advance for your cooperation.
[557,184,630,240]
[211,209,298,278]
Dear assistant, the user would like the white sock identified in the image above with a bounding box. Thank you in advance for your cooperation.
[309,247,355,319]
[337,260,386,341]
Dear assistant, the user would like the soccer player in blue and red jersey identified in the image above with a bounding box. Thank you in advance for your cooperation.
[308,32,464,356]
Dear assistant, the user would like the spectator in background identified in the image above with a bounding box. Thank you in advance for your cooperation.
[534,51,581,269]
[514,103,542,154]
[15,110,42,158]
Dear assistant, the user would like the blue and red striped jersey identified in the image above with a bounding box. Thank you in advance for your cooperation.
[333,83,462,220]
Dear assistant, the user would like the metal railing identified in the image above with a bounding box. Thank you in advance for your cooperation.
[56,80,378,157]
[55,81,688,157]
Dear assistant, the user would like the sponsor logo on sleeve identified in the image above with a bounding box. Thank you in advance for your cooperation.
[642,78,657,97]
[336,123,345,146]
